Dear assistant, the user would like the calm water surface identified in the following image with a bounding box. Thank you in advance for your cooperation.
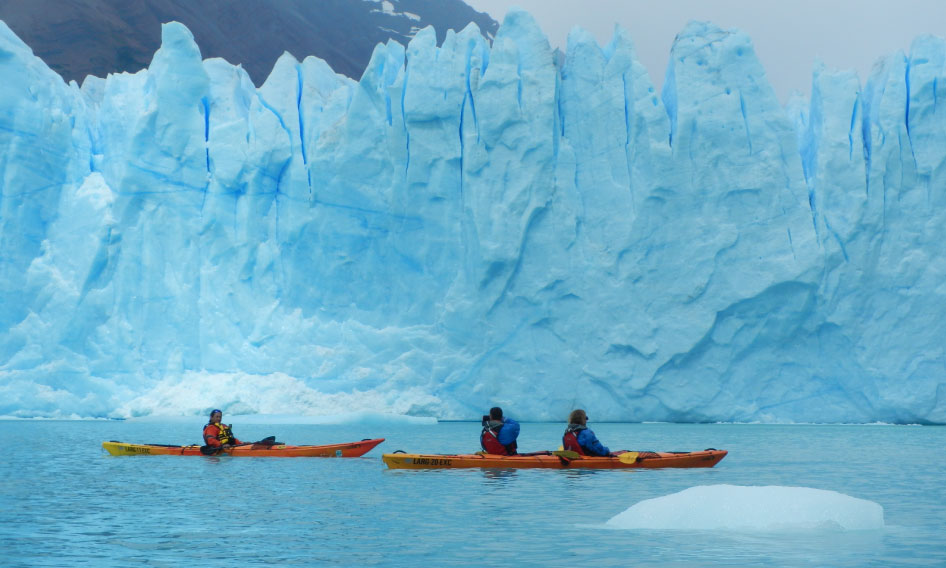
[1,421,943,566]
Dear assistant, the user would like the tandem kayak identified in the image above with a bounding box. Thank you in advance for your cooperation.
[103,438,385,457]
[382,448,727,470]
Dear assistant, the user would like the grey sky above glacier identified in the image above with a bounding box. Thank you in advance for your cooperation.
[464,0,946,102]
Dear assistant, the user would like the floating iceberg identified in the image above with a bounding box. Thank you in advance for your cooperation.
[606,485,885,531]
[0,10,944,422]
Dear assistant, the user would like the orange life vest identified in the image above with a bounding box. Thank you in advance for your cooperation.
[203,422,237,446]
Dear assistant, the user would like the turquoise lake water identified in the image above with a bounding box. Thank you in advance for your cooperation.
[2,420,944,566]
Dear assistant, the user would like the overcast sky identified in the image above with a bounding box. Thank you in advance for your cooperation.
[464,0,946,102]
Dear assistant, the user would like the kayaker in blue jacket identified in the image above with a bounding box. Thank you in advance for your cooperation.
[563,409,612,456]
[480,406,520,455]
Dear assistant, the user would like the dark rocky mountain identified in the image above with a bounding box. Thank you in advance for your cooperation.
[0,0,498,85]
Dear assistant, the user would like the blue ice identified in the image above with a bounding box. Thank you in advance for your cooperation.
[0,11,944,423]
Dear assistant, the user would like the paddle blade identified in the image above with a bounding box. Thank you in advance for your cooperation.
[617,451,640,464]
[552,450,581,459]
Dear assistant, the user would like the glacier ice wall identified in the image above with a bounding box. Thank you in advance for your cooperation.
[0,12,944,422]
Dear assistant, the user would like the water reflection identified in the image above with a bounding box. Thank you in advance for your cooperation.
[481,468,519,482]
[561,469,605,481]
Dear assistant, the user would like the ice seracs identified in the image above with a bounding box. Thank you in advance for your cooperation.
[0,12,944,423]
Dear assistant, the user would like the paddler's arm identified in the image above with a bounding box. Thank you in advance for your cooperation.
[497,418,520,445]
[578,429,611,456]
[203,424,222,447]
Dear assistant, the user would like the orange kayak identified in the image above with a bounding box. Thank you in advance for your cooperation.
[382,449,727,470]
[103,438,384,457]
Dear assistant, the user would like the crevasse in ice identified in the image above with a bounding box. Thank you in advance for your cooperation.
[0,11,944,422]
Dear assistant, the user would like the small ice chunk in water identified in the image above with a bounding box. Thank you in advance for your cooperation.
[606,485,884,531]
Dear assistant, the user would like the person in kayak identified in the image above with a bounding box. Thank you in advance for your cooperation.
[480,406,520,455]
[563,409,612,457]
[203,409,243,448]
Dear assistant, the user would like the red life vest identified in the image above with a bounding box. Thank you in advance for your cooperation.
[562,429,587,455]
[480,427,517,455]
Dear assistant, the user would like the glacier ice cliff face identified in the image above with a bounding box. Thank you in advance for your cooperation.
[0,12,944,422]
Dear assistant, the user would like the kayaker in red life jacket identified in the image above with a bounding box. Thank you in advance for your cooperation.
[480,406,520,455]
[203,409,243,448]
[562,409,613,457]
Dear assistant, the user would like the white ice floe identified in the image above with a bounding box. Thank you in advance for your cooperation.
[606,485,885,531]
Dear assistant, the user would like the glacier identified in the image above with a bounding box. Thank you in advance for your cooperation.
[0,10,944,422]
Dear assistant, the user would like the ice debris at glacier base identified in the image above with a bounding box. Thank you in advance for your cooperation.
[606,485,885,531]
[0,10,944,422]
